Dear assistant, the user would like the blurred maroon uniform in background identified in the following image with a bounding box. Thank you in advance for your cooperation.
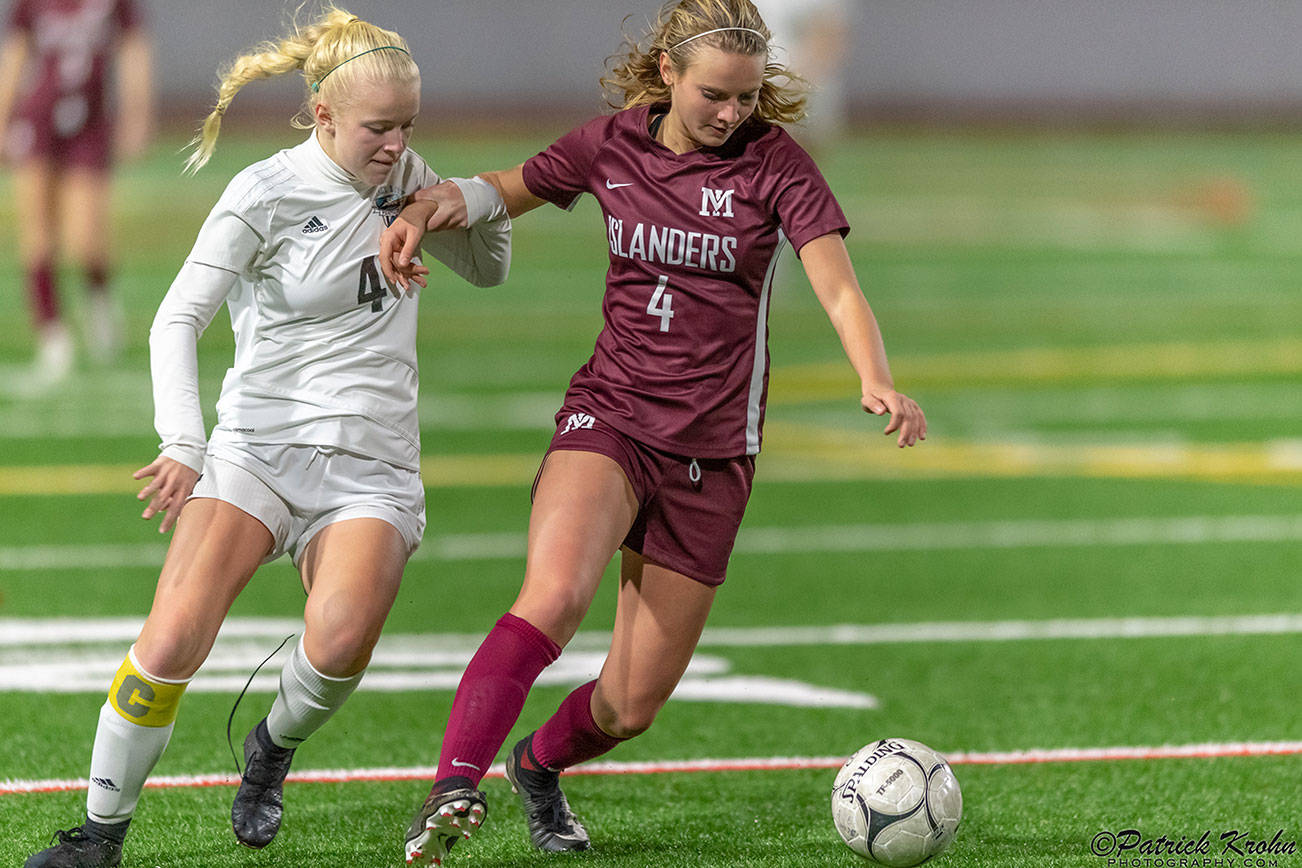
[6,0,141,169]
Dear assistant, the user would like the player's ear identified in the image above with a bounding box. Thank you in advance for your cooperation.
[658,51,675,87]
[314,99,335,132]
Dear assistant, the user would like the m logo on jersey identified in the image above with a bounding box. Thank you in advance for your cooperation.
[699,186,735,218]
[301,216,329,234]
[561,413,596,435]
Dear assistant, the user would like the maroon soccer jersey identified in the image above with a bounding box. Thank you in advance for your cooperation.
[522,105,848,458]
[7,0,140,139]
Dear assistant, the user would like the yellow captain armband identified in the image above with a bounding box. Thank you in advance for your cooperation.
[107,649,188,728]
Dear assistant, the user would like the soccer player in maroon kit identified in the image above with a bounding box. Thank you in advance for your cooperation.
[383,1,926,864]
[0,0,152,386]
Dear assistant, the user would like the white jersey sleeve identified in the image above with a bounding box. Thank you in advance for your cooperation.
[419,210,511,288]
[149,171,268,471]
[414,169,511,288]
[148,259,243,472]
[185,168,271,273]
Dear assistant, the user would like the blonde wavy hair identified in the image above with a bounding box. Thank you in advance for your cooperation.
[184,5,418,174]
[601,0,806,125]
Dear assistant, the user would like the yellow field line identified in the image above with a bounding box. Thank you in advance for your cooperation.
[770,336,1302,399]
[2,434,1297,497]
[761,421,1302,487]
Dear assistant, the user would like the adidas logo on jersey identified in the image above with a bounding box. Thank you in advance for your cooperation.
[561,413,596,435]
[301,216,329,234]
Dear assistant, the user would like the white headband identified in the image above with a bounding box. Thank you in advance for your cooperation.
[669,27,767,52]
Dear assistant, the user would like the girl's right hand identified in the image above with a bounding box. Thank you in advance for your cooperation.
[379,200,436,293]
[380,179,471,293]
[133,456,200,534]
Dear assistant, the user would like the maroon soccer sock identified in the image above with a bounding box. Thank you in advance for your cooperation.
[86,263,109,294]
[27,262,58,323]
[434,613,560,786]
[531,680,627,771]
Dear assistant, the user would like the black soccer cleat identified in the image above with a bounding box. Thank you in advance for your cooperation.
[404,782,487,866]
[231,717,296,848]
[24,822,125,868]
[505,735,591,852]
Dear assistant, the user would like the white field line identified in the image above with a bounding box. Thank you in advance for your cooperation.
[5,741,1300,796]
[4,613,1302,652]
[2,514,1300,572]
[692,614,1302,646]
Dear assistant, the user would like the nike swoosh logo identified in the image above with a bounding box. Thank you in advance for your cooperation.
[605,180,634,189]
[451,758,482,771]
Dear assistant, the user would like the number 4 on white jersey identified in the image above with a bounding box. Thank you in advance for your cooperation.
[647,275,674,332]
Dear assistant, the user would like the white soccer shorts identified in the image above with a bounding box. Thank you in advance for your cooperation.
[190,441,425,566]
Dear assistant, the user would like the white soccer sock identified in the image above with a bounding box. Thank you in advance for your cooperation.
[264,639,364,749]
[86,647,189,823]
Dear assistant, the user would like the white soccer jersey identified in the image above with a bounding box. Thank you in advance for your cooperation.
[150,133,510,473]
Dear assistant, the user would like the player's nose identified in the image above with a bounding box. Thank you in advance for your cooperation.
[382,129,407,153]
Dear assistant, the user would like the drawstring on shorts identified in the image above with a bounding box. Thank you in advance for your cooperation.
[688,458,702,485]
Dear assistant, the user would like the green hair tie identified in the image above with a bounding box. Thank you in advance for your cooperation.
[311,45,410,92]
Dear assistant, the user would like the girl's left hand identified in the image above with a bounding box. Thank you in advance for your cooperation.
[379,202,435,293]
[133,456,200,534]
[863,388,927,447]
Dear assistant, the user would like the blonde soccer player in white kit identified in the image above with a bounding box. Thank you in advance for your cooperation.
[23,7,510,868]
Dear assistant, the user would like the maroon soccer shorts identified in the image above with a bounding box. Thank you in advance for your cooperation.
[536,411,756,586]
[6,111,112,171]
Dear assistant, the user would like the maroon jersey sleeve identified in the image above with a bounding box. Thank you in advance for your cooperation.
[770,139,849,254]
[521,114,614,210]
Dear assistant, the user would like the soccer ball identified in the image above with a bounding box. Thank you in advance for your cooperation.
[830,738,962,867]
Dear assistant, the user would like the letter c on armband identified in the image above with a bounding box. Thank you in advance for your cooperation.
[107,654,186,727]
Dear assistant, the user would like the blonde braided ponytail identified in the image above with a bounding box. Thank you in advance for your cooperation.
[184,6,415,174]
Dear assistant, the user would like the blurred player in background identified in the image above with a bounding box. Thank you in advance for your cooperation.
[753,0,852,295]
[753,0,851,150]
[382,1,923,864]
[23,7,510,867]
[0,0,153,387]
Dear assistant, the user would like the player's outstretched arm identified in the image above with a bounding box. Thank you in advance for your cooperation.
[800,232,927,448]
[380,165,544,289]
[133,456,200,534]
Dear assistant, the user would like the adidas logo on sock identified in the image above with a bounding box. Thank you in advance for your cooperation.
[301,216,328,234]
[91,776,120,792]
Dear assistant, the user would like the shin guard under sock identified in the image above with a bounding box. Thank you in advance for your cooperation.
[530,680,627,771]
[265,638,363,749]
[86,646,188,823]
[434,613,560,785]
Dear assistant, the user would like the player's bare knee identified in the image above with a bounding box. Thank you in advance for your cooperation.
[513,591,590,645]
[551,592,592,636]
[594,694,661,739]
[605,709,656,739]
[305,630,375,675]
[133,620,210,680]
[302,616,378,677]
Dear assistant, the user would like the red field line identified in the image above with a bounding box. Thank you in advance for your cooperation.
[5,741,1299,796]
